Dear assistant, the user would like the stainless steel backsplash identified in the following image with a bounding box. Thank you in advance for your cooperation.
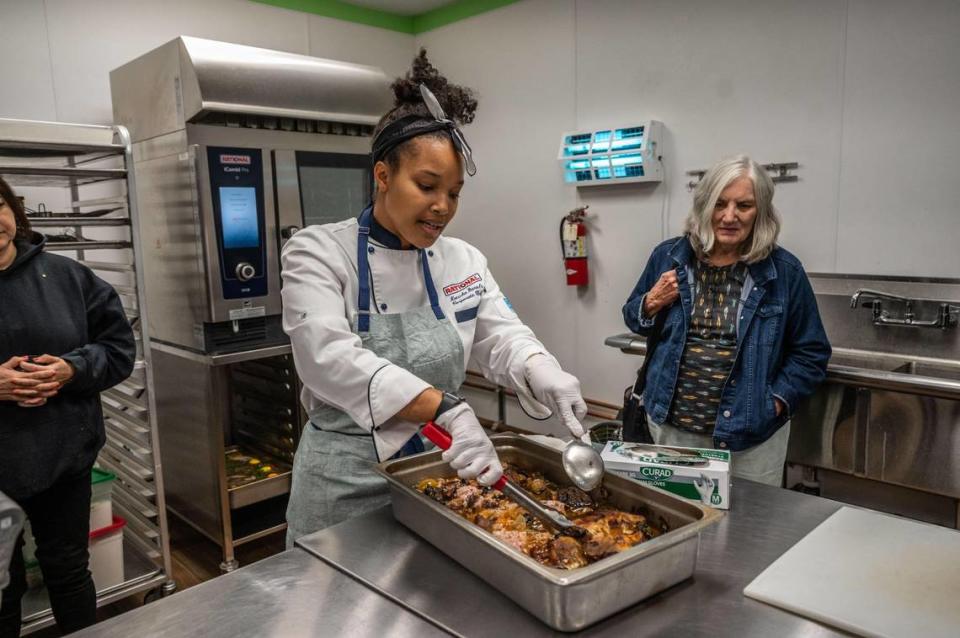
[810,274,960,359]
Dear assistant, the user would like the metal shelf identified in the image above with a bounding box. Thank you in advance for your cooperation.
[230,496,289,546]
[102,388,149,415]
[150,340,292,367]
[103,408,153,452]
[99,444,154,482]
[101,457,155,500]
[115,377,146,396]
[1,118,175,629]
[43,240,133,251]
[113,487,158,521]
[228,472,292,509]
[0,119,127,156]
[0,141,126,156]
[0,164,127,187]
[29,217,131,227]
[233,522,288,546]
[80,259,136,273]
[73,195,129,208]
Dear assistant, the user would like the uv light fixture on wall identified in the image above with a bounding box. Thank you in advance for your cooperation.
[558,121,663,186]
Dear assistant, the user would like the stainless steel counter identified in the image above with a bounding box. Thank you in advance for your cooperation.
[298,480,846,636]
[606,332,960,400]
[75,481,851,637]
[71,548,447,638]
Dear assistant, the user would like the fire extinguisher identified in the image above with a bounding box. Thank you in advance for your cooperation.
[560,206,590,286]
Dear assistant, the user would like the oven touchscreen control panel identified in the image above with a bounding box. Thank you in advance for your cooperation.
[207,147,268,299]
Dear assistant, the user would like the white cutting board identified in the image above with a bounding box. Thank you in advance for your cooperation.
[744,506,960,638]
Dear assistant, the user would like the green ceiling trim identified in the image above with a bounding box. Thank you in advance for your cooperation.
[414,0,520,33]
[253,0,415,33]
[251,0,521,34]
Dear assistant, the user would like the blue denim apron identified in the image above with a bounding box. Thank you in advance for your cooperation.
[285,207,465,546]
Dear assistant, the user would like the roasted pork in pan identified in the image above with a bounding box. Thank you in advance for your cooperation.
[416,464,667,569]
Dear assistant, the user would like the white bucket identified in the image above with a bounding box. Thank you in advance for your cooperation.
[89,516,125,591]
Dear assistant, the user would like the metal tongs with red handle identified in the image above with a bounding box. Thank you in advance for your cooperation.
[421,421,587,538]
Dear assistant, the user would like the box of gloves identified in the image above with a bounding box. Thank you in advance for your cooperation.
[600,441,731,510]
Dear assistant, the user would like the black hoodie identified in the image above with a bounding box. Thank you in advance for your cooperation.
[0,232,135,499]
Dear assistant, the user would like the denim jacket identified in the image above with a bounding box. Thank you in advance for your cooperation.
[622,236,831,451]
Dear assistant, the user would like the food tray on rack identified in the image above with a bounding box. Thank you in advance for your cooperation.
[377,434,723,632]
[225,446,292,509]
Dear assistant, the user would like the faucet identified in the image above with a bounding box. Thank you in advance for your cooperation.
[937,303,960,329]
[849,288,910,309]
[850,288,913,323]
[850,288,958,329]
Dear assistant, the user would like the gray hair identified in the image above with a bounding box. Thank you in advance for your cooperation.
[684,154,780,264]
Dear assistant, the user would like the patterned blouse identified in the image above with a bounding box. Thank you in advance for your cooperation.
[666,260,748,434]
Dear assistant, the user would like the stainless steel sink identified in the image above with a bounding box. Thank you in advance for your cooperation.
[891,361,960,382]
[826,351,960,397]
[828,354,907,372]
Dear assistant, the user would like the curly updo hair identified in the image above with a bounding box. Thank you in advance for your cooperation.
[373,48,478,169]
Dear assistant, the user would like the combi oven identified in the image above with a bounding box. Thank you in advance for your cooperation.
[111,36,389,353]
[159,127,372,353]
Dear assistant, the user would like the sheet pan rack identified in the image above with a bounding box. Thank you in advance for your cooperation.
[0,118,175,634]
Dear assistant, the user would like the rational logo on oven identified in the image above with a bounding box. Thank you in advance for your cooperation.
[443,273,482,296]
[220,154,251,165]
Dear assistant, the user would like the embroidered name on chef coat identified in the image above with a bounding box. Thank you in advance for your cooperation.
[443,273,484,305]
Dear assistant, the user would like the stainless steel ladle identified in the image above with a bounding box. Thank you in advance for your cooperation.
[561,435,604,491]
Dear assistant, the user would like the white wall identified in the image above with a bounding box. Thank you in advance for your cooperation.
[835,0,960,275]
[417,0,960,414]
[0,0,413,125]
[1,1,59,121]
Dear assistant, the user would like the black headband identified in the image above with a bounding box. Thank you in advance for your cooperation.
[371,115,453,167]
[371,84,477,176]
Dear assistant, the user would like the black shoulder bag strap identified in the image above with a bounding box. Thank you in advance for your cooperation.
[621,307,669,443]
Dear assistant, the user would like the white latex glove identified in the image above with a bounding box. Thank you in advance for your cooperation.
[436,402,503,487]
[524,355,589,442]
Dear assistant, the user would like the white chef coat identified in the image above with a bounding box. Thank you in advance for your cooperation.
[281,217,555,458]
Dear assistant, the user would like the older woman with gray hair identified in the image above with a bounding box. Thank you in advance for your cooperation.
[622,155,830,485]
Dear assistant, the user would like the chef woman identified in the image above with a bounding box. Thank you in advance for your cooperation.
[282,51,588,544]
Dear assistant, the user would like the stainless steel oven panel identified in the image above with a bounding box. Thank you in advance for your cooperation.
[132,129,188,163]
[274,149,303,252]
[192,144,282,323]
[134,146,211,350]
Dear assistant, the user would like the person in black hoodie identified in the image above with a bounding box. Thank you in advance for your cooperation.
[0,176,135,636]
